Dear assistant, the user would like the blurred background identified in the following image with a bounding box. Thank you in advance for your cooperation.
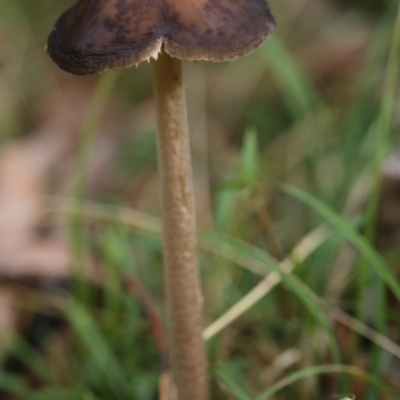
[0,0,400,399]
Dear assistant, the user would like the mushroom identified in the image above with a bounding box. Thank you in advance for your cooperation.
[47,1,276,399]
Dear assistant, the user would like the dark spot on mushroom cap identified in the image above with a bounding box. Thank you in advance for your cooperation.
[47,0,276,76]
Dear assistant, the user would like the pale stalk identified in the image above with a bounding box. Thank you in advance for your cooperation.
[152,51,208,400]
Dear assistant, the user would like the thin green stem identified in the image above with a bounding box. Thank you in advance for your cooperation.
[360,4,400,397]
[69,71,117,300]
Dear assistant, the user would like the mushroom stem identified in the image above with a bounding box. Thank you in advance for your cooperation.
[152,52,208,400]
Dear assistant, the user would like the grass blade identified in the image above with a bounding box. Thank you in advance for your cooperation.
[282,184,400,301]
[217,368,254,400]
[66,300,127,399]
[202,233,341,364]
[255,364,396,400]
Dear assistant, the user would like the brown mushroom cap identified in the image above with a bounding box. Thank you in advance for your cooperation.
[47,0,276,76]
